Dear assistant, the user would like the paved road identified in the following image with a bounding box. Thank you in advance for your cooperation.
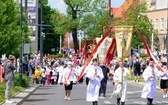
[21,81,168,105]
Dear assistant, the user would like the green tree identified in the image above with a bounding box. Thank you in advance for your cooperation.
[42,5,61,54]
[117,3,157,48]
[0,1,21,55]
[51,0,109,53]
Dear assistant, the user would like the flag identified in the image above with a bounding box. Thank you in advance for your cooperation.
[106,38,116,65]
[78,27,113,81]
[134,26,164,72]
[78,40,86,53]
[115,26,133,59]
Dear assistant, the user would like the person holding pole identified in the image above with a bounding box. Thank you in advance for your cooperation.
[113,58,129,105]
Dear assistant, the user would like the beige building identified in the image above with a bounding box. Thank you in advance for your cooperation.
[145,8,168,51]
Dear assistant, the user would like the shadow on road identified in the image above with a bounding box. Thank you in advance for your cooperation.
[25,98,49,102]
[71,98,86,101]
[32,93,55,95]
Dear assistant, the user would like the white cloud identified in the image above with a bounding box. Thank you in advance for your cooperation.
[48,0,67,14]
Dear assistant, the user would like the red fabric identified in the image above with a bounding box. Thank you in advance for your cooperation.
[0,66,4,82]
[106,38,116,65]
[134,26,164,72]
[78,27,113,81]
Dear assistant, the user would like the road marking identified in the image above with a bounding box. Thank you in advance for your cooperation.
[133,101,146,104]
[127,90,142,94]
[99,97,105,99]
[104,101,111,104]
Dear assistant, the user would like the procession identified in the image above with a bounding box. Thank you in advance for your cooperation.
[1,0,168,105]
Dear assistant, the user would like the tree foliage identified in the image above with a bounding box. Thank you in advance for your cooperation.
[0,1,21,55]
[51,0,109,52]
[42,3,62,54]
[116,3,157,48]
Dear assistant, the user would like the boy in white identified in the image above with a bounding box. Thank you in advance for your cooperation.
[86,58,104,105]
[141,58,159,105]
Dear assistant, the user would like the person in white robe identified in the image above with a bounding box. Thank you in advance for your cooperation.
[141,58,160,105]
[86,58,104,105]
[113,58,129,105]
[58,63,64,85]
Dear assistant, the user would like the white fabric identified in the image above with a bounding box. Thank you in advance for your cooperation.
[86,65,104,102]
[159,66,168,80]
[141,66,159,99]
[58,66,64,83]
[113,67,129,102]
[62,67,75,83]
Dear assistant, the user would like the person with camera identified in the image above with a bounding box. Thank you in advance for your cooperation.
[4,55,16,104]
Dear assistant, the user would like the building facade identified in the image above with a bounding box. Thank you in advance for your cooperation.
[145,0,168,51]
[14,0,39,53]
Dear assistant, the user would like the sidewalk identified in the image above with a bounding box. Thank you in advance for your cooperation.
[0,84,40,105]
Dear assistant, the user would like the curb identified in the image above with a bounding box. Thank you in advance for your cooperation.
[1,84,40,105]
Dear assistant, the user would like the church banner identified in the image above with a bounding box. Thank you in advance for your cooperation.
[115,26,133,59]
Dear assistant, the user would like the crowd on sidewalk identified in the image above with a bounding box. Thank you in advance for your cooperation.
[1,52,168,105]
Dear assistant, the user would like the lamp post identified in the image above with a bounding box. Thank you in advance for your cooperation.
[109,0,112,37]
[59,35,62,54]
[40,0,43,63]
[19,0,23,86]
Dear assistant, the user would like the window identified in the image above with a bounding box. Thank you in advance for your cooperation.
[150,19,153,25]
[155,19,158,29]
[160,18,164,29]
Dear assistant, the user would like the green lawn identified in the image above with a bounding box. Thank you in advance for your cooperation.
[0,82,24,103]
[128,76,160,86]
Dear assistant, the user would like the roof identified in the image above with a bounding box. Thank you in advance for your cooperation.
[112,0,146,18]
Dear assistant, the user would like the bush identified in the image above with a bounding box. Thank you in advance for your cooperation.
[50,53,68,58]
[14,73,29,88]
[140,53,148,58]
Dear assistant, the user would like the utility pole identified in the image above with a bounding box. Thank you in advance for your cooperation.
[40,0,43,63]
[109,0,112,37]
[19,0,23,86]
[59,35,62,54]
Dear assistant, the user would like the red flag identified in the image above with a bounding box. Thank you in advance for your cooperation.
[78,27,113,81]
[106,38,116,65]
[78,41,86,53]
[134,26,164,72]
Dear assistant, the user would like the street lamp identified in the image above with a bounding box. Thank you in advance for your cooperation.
[109,0,112,37]
[19,0,23,86]
[40,0,43,63]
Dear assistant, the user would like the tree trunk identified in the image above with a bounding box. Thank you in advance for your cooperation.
[72,28,79,53]
[72,9,79,53]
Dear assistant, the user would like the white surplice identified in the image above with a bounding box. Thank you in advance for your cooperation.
[141,65,159,99]
[86,65,104,102]
[113,67,129,102]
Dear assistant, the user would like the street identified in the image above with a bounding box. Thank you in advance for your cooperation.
[21,81,168,105]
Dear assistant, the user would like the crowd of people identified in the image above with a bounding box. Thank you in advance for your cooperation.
[1,53,168,105]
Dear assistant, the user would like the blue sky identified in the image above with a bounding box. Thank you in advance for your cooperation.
[48,0,125,14]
